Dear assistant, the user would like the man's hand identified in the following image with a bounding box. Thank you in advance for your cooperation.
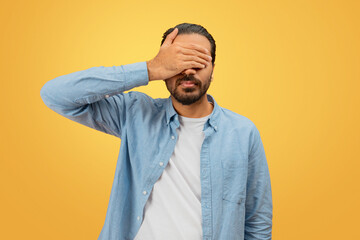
[146,28,212,81]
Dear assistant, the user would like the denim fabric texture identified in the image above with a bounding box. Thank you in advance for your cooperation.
[40,61,273,240]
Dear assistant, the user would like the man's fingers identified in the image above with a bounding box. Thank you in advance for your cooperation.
[176,42,210,56]
[162,28,178,46]
[181,55,210,67]
[180,48,212,63]
[182,61,206,70]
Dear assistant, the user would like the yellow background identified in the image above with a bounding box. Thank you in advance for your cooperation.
[1,0,359,239]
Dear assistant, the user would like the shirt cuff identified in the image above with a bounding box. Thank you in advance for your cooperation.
[120,61,149,91]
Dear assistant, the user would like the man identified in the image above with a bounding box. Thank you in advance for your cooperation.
[40,23,272,240]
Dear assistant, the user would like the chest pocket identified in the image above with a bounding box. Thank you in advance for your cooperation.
[222,156,248,204]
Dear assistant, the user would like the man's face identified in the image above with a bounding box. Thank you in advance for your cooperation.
[164,33,214,105]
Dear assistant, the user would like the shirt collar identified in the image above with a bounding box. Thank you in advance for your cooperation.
[165,94,221,131]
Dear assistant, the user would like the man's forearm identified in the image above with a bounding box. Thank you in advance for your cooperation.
[40,61,149,112]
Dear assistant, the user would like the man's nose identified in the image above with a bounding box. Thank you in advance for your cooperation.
[182,68,197,76]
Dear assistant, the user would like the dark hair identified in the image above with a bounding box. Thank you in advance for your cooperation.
[161,23,216,65]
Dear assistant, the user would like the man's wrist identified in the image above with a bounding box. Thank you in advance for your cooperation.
[146,59,157,81]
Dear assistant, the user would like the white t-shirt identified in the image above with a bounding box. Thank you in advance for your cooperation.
[134,113,210,240]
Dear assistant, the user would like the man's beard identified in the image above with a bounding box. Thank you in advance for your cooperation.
[166,74,211,105]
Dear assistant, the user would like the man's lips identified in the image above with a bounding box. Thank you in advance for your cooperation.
[179,81,197,87]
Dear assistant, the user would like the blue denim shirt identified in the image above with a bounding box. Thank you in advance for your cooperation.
[40,62,272,240]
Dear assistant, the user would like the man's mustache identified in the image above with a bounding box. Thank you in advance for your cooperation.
[176,75,201,87]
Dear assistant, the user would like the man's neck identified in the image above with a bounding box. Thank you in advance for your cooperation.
[171,95,214,118]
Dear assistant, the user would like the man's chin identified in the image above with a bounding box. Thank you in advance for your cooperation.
[172,92,204,105]
[174,90,198,98]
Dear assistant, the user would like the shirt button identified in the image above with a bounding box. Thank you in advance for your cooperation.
[142,190,147,195]
[171,136,175,140]
[137,216,140,221]
[214,126,217,130]
[105,94,109,98]
[159,162,164,166]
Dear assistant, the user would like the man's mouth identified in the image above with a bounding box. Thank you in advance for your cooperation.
[179,81,197,87]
